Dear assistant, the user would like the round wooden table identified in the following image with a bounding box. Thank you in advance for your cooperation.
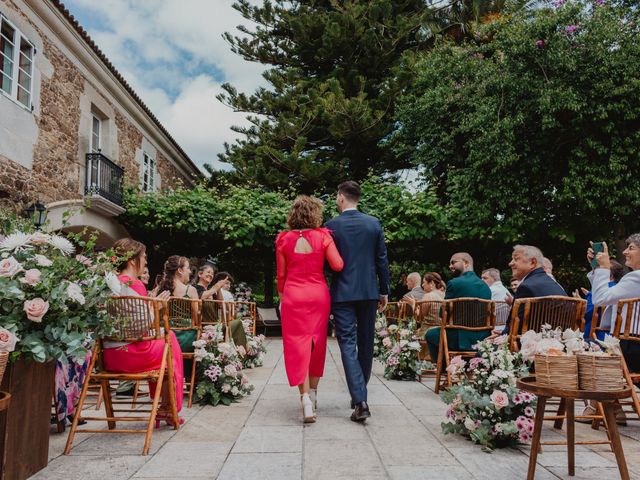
[516,376,631,480]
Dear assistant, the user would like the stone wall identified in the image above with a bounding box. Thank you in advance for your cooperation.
[157,151,185,189]
[115,111,144,187]
[0,155,33,208]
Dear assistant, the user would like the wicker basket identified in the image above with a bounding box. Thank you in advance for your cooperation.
[0,352,8,385]
[577,353,625,391]
[534,353,578,390]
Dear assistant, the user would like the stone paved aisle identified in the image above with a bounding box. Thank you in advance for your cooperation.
[34,338,640,479]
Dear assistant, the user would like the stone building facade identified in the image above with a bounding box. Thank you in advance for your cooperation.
[0,0,201,245]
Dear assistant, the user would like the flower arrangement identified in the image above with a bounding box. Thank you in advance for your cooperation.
[233,282,254,317]
[441,338,536,450]
[0,227,116,363]
[373,314,423,380]
[519,324,600,362]
[239,318,267,369]
[193,324,254,406]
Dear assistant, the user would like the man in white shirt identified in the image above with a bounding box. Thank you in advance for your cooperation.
[481,268,510,302]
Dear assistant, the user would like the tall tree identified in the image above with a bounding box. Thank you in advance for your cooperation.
[392,0,640,254]
[215,0,433,192]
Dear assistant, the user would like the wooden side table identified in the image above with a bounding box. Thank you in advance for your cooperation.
[517,376,632,480]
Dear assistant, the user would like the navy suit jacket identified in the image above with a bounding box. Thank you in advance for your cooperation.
[326,209,390,302]
[503,267,567,334]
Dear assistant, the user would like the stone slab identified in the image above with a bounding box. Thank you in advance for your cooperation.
[217,452,302,480]
[232,425,303,453]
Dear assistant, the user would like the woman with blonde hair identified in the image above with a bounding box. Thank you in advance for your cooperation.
[276,196,344,423]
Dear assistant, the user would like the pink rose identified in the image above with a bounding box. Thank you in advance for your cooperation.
[23,298,49,322]
[0,256,22,277]
[490,390,510,410]
[20,268,41,286]
[0,327,17,352]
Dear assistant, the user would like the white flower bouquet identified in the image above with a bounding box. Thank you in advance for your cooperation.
[193,324,254,406]
[374,314,423,380]
[239,318,267,369]
[441,338,536,450]
[0,224,117,363]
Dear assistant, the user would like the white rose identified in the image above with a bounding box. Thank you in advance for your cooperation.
[221,383,231,393]
[34,254,53,267]
[0,256,22,277]
[520,341,538,362]
[231,386,239,396]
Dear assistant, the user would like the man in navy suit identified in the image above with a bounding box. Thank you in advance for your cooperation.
[501,245,567,335]
[326,181,390,422]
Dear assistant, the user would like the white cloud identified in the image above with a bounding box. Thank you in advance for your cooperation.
[65,0,267,170]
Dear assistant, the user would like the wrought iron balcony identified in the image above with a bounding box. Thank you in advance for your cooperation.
[85,152,125,212]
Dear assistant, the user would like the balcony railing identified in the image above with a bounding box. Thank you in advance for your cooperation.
[85,152,124,206]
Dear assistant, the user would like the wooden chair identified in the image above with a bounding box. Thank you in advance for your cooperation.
[507,296,589,430]
[612,298,640,423]
[384,302,407,326]
[508,296,586,352]
[223,301,258,335]
[64,296,179,456]
[434,298,496,394]
[167,297,202,408]
[412,300,444,361]
[495,301,510,329]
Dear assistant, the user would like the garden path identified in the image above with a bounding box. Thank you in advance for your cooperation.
[34,338,640,479]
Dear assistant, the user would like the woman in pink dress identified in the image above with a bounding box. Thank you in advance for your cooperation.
[104,238,185,426]
[276,196,344,423]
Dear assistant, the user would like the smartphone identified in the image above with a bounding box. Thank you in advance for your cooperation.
[591,242,604,269]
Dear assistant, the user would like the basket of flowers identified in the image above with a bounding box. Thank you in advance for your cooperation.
[0,327,17,385]
[577,335,625,391]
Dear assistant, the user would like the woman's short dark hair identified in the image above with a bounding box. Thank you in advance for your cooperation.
[337,181,361,202]
[213,271,233,284]
[610,259,625,283]
[423,271,445,290]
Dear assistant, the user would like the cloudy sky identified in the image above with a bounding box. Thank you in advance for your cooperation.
[64,0,265,171]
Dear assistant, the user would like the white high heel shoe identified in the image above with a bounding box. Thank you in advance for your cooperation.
[301,393,316,423]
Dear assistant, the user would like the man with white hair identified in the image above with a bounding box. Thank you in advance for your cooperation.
[402,272,425,301]
[542,257,555,279]
[481,268,511,302]
[501,245,567,335]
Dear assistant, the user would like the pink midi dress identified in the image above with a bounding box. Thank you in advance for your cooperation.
[276,228,344,386]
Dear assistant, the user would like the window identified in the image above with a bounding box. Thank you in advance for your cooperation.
[0,15,34,109]
[141,152,156,192]
[91,115,101,153]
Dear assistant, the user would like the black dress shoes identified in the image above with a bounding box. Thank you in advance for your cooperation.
[350,401,371,422]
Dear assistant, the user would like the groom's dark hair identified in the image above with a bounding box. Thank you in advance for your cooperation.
[337,181,361,202]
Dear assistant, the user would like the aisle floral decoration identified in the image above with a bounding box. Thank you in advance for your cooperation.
[193,324,254,406]
[0,221,116,363]
[373,314,423,380]
[441,337,536,450]
[520,324,600,361]
[239,318,267,369]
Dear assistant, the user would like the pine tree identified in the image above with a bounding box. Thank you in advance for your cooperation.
[214,0,433,192]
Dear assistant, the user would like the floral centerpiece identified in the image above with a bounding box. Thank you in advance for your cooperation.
[0,228,115,363]
[238,318,267,369]
[193,324,254,406]
[520,325,597,362]
[441,337,536,450]
[373,314,390,362]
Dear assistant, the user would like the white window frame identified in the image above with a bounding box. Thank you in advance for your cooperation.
[0,13,34,111]
[141,152,156,193]
[91,114,101,153]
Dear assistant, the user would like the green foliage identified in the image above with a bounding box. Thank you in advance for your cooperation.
[215,0,434,192]
[392,0,640,247]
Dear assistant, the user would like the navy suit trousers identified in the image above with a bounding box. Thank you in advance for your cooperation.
[332,300,378,404]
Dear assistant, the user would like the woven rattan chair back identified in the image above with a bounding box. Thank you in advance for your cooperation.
[167,297,201,330]
[613,298,640,344]
[227,301,258,334]
[385,302,407,325]
[443,298,496,330]
[413,300,444,330]
[495,301,510,327]
[105,296,164,342]
[589,304,607,339]
[508,296,585,351]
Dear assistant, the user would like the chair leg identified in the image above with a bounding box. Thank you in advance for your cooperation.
[64,346,98,454]
[434,332,445,395]
[95,383,103,410]
[187,357,197,409]
[621,356,640,419]
[165,344,180,429]
[554,398,566,430]
[101,380,116,430]
[144,346,169,456]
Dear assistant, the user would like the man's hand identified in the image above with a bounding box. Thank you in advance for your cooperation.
[377,295,388,313]
[504,294,513,306]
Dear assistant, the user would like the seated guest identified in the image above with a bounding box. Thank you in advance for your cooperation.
[510,277,521,293]
[588,236,640,374]
[402,272,426,301]
[577,260,624,341]
[104,238,185,424]
[425,253,492,363]
[157,256,199,300]
[481,268,511,302]
[193,263,228,300]
[391,272,408,300]
[406,272,446,338]
[212,271,234,301]
[140,266,150,287]
[501,245,567,335]
[542,257,555,279]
